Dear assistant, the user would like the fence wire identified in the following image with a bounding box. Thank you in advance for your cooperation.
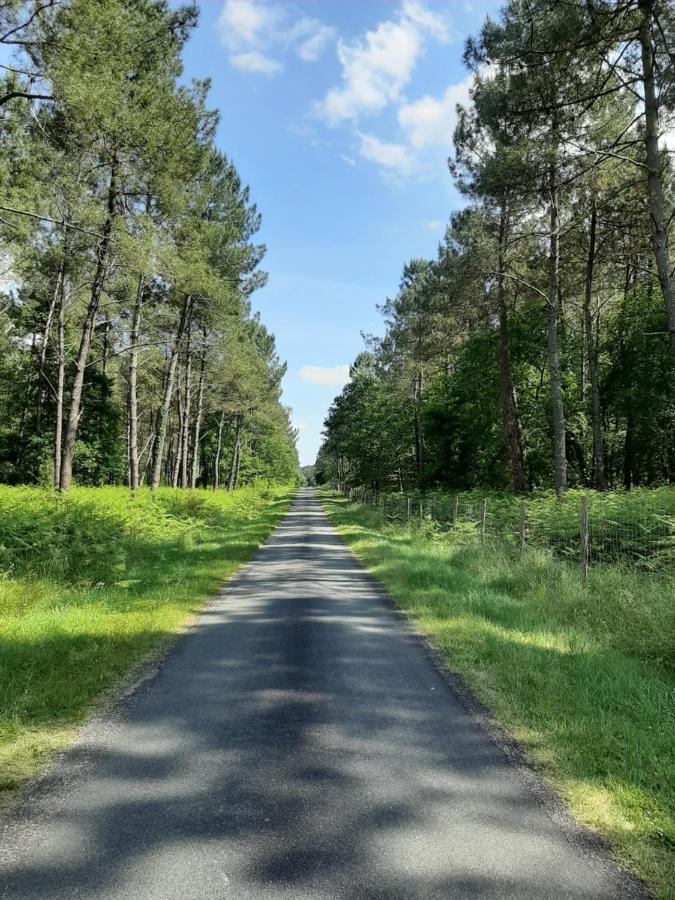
[336,484,675,580]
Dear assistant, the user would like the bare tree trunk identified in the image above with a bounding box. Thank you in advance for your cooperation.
[149,295,193,490]
[547,159,567,494]
[127,275,144,491]
[60,161,117,491]
[36,256,65,435]
[173,387,184,488]
[190,331,207,489]
[53,284,65,490]
[102,319,111,376]
[583,200,606,490]
[228,414,243,491]
[496,201,526,493]
[638,0,675,354]
[213,410,225,490]
[180,317,193,489]
[412,369,424,481]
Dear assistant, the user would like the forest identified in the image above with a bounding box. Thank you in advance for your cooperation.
[0,0,298,491]
[317,0,674,496]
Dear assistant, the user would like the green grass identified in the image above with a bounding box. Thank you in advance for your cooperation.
[322,492,675,899]
[0,482,292,801]
[363,486,675,569]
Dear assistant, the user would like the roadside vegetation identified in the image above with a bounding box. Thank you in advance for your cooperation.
[0,483,292,803]
[322,492,674,899]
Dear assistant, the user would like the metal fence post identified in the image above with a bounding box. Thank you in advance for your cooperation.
[580,495,589,585]
[480,498,487,544]
[519,501,526,551]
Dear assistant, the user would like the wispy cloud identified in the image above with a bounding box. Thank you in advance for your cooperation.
[314,0,449,126]
[339,154,356,166]
[358,133,413,176]
[298,365,350,387]
[398,74,474,148]
[217,0,336,76]
[230,50,282,76]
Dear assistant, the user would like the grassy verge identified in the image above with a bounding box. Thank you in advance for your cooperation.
[321,492,674,899]
[0,483,293,803]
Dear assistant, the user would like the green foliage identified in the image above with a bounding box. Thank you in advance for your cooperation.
[0,483,293,797]
[0,0,298,490]
[323,494,675,898]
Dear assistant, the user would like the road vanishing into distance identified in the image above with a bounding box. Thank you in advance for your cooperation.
[0,489,644,899]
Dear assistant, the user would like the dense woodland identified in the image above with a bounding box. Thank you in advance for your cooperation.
[318,0,675,494]
[0,0,298,490]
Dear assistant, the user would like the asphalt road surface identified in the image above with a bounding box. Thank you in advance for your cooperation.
[0,489,644,899]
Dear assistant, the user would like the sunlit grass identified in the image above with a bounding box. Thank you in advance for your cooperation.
[0,483,293,801]
[322,492,675,899]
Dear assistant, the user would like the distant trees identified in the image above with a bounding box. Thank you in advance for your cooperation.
[0,0,297,489]
[0,0,297,490]
[318,0,674,493]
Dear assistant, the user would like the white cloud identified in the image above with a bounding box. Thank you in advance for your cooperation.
[358,133,413,175]
[314,0,449,125]
[398,74,473,148]
[422,220,443,231]
[217,0,335,75]
[292,20,337,63]
[340,154,356,166]
[298,365,350,387]
[230,51,282,76]
[219,0,278,47]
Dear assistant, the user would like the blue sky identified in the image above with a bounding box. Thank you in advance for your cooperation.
[181,0,500,465]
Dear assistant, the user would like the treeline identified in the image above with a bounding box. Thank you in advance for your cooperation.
[0,0,298,490]
[318,0,674,494]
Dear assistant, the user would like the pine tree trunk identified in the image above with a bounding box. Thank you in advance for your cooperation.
[190,333,207,489]
[53,285,65,490]
[127,275,144,491]
[638,0,675,354]
[583,201,606,490]
[59,162,117,491]
[180,318,193,489]
[36,257,65,435]
[228,415,243,491]
[213,410,225,490]
[173,386,183,489]
[547,159,567,494]
[412,369,424,479]
[148,295,193,490]
[496,202,526,493]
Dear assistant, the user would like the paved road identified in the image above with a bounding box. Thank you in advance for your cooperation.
[0,489,642,899]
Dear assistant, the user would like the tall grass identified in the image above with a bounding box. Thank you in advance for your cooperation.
[0,483,292,800]
[323,493,675,899]
[359,486,675,569]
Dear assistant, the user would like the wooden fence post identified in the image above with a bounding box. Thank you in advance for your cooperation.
[452,495,459,526]
[580,495,589,585]
[519,501,526,551]
[419,500,424,524]
[407,496,411,523]
[480,498,487,544]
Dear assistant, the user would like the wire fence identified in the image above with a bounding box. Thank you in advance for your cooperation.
[333,483,675,583]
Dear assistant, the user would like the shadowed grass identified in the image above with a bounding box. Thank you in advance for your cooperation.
[321,492,675,899]
[0,483,293,801]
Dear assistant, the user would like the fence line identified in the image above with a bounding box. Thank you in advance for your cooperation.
[332,482,675,582]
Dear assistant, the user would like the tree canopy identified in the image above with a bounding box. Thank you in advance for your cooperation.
[0,0,298,490]
[318,0,674,494]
